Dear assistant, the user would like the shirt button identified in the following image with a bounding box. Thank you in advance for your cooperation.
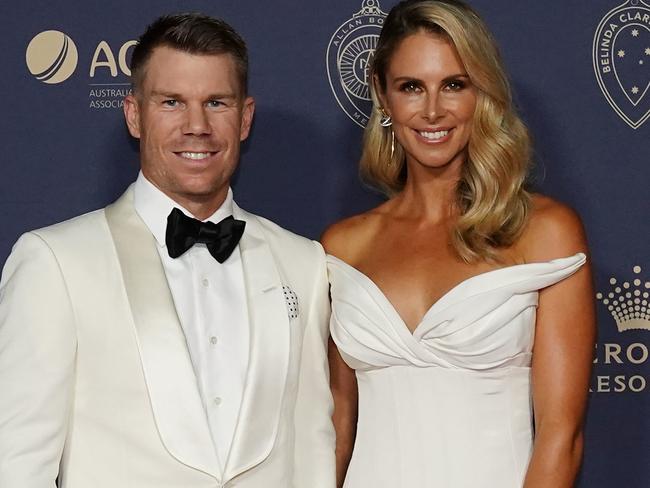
[213,397,222,406]
[210,336,218,345]
[201,278,209,287]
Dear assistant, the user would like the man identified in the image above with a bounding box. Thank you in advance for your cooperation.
[0,13,334,488]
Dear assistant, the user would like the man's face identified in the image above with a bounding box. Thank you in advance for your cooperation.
[124,46,254,214]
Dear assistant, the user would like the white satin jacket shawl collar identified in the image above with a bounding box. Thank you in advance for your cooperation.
[104,187,291,482]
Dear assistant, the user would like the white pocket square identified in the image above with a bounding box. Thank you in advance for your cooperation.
[282,285,299,319]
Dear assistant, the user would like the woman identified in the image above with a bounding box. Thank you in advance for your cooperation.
[322,1,595,487]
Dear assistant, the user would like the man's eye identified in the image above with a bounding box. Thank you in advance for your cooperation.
[207,100,224,108]
[163,99,178,107]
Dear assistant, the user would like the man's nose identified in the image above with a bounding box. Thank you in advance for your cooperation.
[183,105,211,135]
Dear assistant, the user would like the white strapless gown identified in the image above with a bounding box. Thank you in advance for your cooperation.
[327,253,586,488]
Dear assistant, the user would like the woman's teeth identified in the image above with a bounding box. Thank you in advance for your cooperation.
[418,130,449,141]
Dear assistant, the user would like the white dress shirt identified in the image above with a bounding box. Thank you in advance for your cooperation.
[134,172,249,468]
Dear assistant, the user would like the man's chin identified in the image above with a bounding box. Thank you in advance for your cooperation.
[172,184,230,206]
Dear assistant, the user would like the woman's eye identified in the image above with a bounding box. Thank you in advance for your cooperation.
[445,80,466,91]
[400,81,421,93]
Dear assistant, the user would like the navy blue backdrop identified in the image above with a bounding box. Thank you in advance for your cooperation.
[1,0,648,486]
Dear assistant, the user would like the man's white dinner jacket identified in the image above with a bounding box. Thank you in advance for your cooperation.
[0,186,335,488]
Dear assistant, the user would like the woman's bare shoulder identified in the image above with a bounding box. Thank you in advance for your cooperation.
[321,205,388,263]
[517,194,589,262]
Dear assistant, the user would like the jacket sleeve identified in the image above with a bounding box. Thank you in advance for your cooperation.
[0,232,77,488]
[292,241,336,488]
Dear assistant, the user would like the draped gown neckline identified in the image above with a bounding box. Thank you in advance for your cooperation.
[326,253,586,339]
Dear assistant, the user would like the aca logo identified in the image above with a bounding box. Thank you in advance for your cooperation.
[26,30,79,84]
[593,0,650,129]
[326,0,387,128]
[25,29,137,109]
[592,264,650,393]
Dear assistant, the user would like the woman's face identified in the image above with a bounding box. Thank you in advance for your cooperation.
[379,31,477,176]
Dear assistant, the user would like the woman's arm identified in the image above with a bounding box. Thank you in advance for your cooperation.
[521,198,596,488]
[329,339,358,488]
[321,220,367,488]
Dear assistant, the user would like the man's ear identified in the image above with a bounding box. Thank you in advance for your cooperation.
[123,94,141,139]
[239,96,255,141]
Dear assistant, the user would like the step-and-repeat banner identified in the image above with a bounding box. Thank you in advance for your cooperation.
[1,0,648,485]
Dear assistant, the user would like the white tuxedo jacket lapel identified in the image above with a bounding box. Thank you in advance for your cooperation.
[105,188,222,479]
[225,203,291,480]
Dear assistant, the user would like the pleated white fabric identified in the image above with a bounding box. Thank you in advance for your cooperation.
[327,253,586,488]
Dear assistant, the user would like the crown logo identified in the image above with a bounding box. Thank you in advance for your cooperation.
[597,265,650,332]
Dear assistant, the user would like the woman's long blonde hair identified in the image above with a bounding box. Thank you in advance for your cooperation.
[361,0,532,262]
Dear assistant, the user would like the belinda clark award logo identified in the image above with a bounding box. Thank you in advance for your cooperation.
[593,0,650,129]
[326,0,387,128]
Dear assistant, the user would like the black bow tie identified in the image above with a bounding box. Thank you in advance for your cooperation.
[165,208,245,263]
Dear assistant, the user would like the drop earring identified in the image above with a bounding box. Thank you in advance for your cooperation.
[378,108,392,127]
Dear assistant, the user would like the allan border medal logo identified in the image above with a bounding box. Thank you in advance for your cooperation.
[593,0,650,129]
[327,0,387,128]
